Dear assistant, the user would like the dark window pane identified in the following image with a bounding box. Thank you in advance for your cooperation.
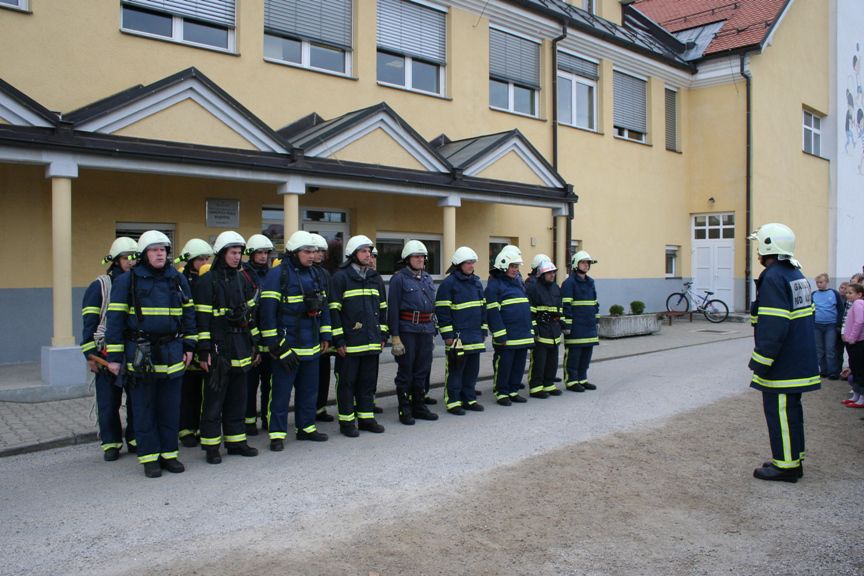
[183,19,228,49]
[708,215,721,226]
[694,229,706,240]
[513,84,535,115]
[411,59,439,93]
[708,228,720,239]
[310,43,345,73]
[813,133,821,155]
[666,252,676,275]
[575,82,594,129]
[375,240,404,275]
[122,6,172,37]
[557,76,572,125]
[722,214,735,225]
[490,79,508,109]
[424,240,441,275]
[803,112,812,128]
[694,215,706,226]
[722,228,735,239]
[264,34,301,63]
[804,132,813,154]
[377,51,405,86]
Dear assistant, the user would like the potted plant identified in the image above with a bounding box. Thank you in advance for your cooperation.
[598,301,661,338]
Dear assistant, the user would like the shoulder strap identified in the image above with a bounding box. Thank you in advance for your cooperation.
[130,270,144,324]
[93,275,112,349]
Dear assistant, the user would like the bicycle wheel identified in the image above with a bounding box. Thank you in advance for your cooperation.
[703,299,729,323]
[666,292,689,312]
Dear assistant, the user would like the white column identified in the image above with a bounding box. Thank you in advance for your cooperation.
[47,160,78,347]
[438,195,461,262]
[278,176,305,240]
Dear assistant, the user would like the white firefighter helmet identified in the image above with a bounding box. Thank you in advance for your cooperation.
[537,260,558,275]
[451,246,479,266]
[102,236,138,265]
[245,234,274,255]
[748,223,798,266]
[213,231,246,254]
[493,245,523,271]
[401,240,428,259]
[531,253,551,270]
[174,238,214,263]
[310,233,329,252]
[344,235,374,259]
[136,230,171,255]
[285,230,318,252]
[372,246,378,257]
[571,250,597,268]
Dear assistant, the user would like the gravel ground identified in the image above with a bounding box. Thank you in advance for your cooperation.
[2,336,862,575]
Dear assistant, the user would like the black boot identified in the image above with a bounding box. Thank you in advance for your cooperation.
[316,410,335,423]
[547,388,563,396]
[226,442,259,457]
[566,382,586,393]
[358,419,386,433]
[582,382,597,390]
[245,423,259,436]
[372,405,383,414]
[463,401,484,412]
[180,434,199,447]
[529,390,549,399]
[296,429,329,442]
[205,447,222,464]
[398,392,415,425]
[447,406,466,416]
[159,457,185,473]
[340,422,359,437]
[510,394,527,403]
[753,463,800,483]
[761,461,803,478]
[270,438,284,452]
[143,461,162,478]
[423,396,437,405]
[103,447,120,462]
[412,403,439,421]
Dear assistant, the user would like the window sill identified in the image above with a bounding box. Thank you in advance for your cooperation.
[558,122,602,136]
[120,29,237,56]
[489,106,546,122]
[376,82,451,101]
[665,147,683,155]
[265,58,356,81]
[802,150,829,162]
[613,135,652,147]
[665,276,683,280]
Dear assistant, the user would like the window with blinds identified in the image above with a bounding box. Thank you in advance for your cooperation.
[665,88,679,151]
[376,0,447,95]
[489,28,540,116]
[557,51,598,130]
[121,0,235,51]
[613,70,647,142]
[263,0,352,74]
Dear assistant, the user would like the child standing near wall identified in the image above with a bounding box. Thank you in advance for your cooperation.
[812,273,844,379]
[841,283,864,408]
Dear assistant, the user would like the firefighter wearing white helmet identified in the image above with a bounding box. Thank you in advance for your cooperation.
[81,237,138,462]
[259,230,333,449]
[104,231,196,478]
[561,249,599,393]
[435,246,487,414]
[193,231,261,463]
[485,245,533,405]
[328,234,388,436]
[747,223,819,483]
[310,232,338,424]
[526,253,551,290]
[174,238,214,448]
[388,239,438,424]
[242,234,276,436]
[527,259,564,398]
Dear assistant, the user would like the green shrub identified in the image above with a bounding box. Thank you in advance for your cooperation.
[630,301,646,315]
[609,304,625,316]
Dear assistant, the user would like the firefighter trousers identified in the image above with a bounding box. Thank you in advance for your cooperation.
[444,352,480,409]
[95,369,135,451]
[269,359,319,439]
[529,345,559,393]
[492,347,528,399]
[179,369,203,439]
[200,369,248,447]
[129,375,182,464]
[762,391,805,469]
[565,345,594,385]
[336,354,379,422]
[317,353,333,415]
[245,355,272,427]
[394,333,434,400]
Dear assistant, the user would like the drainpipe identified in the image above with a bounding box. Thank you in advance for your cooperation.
[552,23,569,264]
[740,52,752,307]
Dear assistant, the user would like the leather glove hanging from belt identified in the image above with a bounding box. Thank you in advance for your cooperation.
[271,338,300,371]
[390,335,406,357]
[206,350,231,393]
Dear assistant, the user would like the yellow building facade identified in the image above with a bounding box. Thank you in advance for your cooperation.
[0,0,830,379]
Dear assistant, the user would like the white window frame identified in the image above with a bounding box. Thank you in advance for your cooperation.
[802,109,823,156]
[665,245,680,278]
[490,79,540,118]
[376,50,445,96]
[376,231,444,280]
[264,33,352,77]
[0,0,29,12]
[692,213,735,240]
[557,70,597,131]
[120,4,236,54]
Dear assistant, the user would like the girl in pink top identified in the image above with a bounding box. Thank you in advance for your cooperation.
[841,283,864,407]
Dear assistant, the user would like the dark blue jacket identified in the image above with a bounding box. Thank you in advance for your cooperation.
[330,264,388,355]
[527,277,563,346]
[242,260,269,351]
[105,264,197,378]
[485,272,533,349]
[561,272,599,347]
[387,266,436,336]
[259,256,332,362]
[748,261,820,393]
[80,266,124,358]
[435,270,487,353]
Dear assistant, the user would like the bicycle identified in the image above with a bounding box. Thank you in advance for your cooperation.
[665,281,729,323]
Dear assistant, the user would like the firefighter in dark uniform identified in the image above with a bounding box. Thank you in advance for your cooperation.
[260,231,332,450]
[105,230,196,478]
[242,233,274,436]
[747,223,820,482]
[561,251,599,392]
[388,240,438,425]
[525,253,550,291]
[435,246,487,414]
[329,235,388,437]
[195,231,260,464]
[175,238,213,447]
[486,245,534,405]
[527,259,564,398]
[311,233,337,423]
[81,236,138,461]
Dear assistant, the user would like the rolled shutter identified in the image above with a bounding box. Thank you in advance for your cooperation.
[613,70,647,133]
[490,28,540,89]
[264,0,353,50]
[377,0,446,64]
[557,52,598,80]
[665,88,678,150]
[125,0,235,27]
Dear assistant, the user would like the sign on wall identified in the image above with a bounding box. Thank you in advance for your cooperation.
[206,198,240,228]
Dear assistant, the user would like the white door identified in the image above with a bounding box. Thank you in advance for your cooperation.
[691,214,735,309]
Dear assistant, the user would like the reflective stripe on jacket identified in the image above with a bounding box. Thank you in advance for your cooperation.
[561,272,599,347]
[330,264,388,355]
[435,270,487,353]
[485,272,533,349]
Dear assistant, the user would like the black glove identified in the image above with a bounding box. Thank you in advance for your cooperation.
[207,355,230,392]
[273,348,300,372]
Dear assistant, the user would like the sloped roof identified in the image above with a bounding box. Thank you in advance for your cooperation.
[0,79,59,127]
[631,0,790,58]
